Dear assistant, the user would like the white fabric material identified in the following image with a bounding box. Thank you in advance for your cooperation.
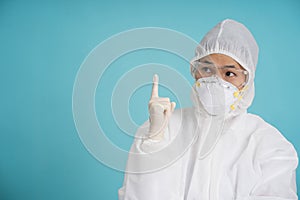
[119,109,298,200]
[118,19,299,200]
[192,76,240,116]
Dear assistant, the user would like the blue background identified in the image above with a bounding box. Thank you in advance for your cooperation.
[1,0,299,199]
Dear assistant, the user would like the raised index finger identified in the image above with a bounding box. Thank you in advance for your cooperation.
[151,74,159,98]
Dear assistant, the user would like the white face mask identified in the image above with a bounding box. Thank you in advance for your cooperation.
[192,76,243,116]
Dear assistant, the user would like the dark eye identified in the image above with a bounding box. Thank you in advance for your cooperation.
[200,66,215,75]
[225,71,236,77]
[202,67,211,73]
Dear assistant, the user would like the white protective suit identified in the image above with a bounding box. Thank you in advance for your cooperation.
[118,19,299,200]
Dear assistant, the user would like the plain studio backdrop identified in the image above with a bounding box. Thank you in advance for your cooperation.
[0,0,299,199]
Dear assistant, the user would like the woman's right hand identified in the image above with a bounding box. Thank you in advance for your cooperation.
[148,74,176,141]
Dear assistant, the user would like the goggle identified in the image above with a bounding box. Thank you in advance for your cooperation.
[191,60,249,88]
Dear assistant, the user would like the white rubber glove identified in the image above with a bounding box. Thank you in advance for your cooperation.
[148,74,176,141]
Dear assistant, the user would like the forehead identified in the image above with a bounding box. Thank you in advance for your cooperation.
[199,53,244,70]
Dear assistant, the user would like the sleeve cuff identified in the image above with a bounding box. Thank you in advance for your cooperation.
[138,126,170,154]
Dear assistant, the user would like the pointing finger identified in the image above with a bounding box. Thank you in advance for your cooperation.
[151,74,159,98]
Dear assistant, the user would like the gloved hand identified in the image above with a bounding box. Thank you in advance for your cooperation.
[148,74,176,141]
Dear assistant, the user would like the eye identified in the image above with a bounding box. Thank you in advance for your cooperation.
[202,67,211,73]
[225,71,236,77]
[200,66,215,75]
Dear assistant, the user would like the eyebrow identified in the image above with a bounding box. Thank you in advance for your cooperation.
[199,60,214,65]
[222,65,237,69]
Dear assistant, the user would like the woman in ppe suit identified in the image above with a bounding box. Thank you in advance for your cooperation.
[118,19,299,200]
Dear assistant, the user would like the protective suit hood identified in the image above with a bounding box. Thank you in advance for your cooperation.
[191,19,259,116]
[189,19,259,159]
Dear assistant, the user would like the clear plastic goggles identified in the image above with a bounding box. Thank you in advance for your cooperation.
[191,60,248,89]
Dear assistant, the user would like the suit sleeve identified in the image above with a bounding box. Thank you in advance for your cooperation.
[118,119,181,200]
[237,130,298,200]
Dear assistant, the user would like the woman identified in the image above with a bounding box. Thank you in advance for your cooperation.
[119,19,298,200]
